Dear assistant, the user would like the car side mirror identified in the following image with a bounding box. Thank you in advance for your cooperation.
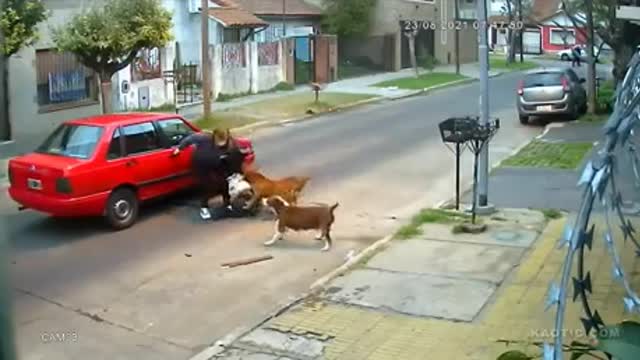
[579,78,586,83]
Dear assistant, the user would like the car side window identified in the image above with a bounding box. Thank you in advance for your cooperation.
[122,122,162,156]
[107,127,123,160]
[155,118,195,147]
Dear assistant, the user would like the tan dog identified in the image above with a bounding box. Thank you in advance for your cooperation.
[264,196,339,251]
[242,170,310,210]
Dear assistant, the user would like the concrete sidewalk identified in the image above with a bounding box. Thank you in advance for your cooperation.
[208,211,640,360]
[178,62,506,121]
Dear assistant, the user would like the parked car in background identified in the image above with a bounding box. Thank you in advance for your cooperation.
[557,45,601,62]
[7,113,255,230]
[517,68,587,124]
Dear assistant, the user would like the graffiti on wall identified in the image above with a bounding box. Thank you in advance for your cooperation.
[258,42,279,66]
[132,48,162,81]
[222,43,245,69]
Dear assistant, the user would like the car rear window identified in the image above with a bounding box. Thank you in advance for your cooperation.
[37,124,104,159]
[523,72,564,87]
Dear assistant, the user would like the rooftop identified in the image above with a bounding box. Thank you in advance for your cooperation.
[68,113,181,126]
[231,0,322,16]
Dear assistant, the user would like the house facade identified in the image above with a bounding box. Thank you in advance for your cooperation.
[531,0,587,53]
[3,0,176,154]
[232,0,323,42]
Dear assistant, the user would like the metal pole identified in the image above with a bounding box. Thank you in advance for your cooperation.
[471,145,479,224]
[454,0,460,74]
[586,0,597,114]
[282,0,286,37]
[518,0,524,63]
[201,0,211,118]
[476,0,490,207]
[455,142,461,210]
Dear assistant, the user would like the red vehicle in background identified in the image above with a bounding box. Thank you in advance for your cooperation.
[7,113,255,229]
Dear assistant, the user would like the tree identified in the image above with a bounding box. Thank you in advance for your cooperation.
[0,0,47,140]
[563,0,640,84]
[0,0,47,57]
[499,0,533,64]
[52,0,173,114]
[404,29,419,78]
[322,0,377,38]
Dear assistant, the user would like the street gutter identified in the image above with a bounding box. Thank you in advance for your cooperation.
[222,71,507,137]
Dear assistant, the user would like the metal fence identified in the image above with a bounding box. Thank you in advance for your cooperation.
[545,50,640,359]
[174,62,200,105]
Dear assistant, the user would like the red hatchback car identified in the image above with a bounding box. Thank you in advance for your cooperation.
[7,113,255,229]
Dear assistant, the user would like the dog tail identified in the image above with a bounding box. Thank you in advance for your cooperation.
[330,202,339,213]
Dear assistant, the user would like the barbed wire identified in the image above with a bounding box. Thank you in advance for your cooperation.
[544,51,640,360]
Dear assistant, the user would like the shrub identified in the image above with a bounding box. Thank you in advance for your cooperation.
[273,82,295,91]
[597,80,615,114]
[418,55,440,71]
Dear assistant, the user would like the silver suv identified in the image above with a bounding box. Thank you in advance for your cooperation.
[517,68,587,124]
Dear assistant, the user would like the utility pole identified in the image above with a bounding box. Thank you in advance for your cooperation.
[585,0,597,114]
[518,0,524,63]
[476,0,491,209]
[282,0,286,37]
[201,0,211,118]
[454,0,460,74]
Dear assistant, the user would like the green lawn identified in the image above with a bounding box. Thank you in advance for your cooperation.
[373,72,468,90]
[195,92,377,130]
[394,209,471,240]
[489,56,539,71]
[500,140,593,170]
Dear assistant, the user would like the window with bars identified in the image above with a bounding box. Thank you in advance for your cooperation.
[35,49,99,111]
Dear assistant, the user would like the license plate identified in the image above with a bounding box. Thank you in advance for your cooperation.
[537,105,553,112]
[27,178,42,190]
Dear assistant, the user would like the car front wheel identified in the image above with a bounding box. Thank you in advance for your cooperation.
[561,54,570,61]
[105,188,139,230]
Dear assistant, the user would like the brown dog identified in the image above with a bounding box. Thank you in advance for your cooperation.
[264,196,339,251]
[242,170,310,210]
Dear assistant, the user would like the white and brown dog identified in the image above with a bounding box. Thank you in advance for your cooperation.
[263,196,339,251]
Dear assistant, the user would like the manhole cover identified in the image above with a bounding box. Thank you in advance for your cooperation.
[494,231,520,242]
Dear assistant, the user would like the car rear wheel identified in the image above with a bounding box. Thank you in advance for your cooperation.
[519,114,529,125]
[561,54,570,61]
[106,188,139,230]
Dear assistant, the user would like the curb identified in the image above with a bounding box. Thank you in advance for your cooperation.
[189,234,395,360]
[201,73,508,136]
[437,135,539,210]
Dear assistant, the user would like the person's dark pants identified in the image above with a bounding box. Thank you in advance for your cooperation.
[196,172,230,209]
[193,152,230,209]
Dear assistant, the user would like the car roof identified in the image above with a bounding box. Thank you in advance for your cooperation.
[524,67,567,75]
[67,113,179,127]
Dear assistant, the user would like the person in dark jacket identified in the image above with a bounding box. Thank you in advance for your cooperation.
[572,45,582,67]
[173,130,230,220]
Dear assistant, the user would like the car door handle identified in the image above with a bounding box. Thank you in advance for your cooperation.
[126,160,138,167]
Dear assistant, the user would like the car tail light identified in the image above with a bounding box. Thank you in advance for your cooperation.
[56,177,72,194]
[561,76,570,92]
[517,80,524,95]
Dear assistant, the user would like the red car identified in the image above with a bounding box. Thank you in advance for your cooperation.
[7,113,255,229]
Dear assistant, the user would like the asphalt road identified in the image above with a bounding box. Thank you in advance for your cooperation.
[3,69,549,360]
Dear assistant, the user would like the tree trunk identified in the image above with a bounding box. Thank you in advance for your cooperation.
[100,80,114,114]
[585,0,597,114]
[612,44,635,86]
[508,30,517,64]
[406,31,419,78]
